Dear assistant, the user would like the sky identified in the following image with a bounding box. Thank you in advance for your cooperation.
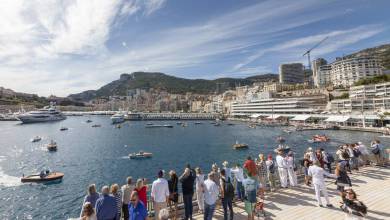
[0,0,389,97]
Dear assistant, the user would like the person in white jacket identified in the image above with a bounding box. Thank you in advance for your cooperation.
[286,151,298,187]
[308,160,336,207]
[276,150,288,188]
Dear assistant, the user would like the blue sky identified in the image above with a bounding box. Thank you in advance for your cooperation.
[0,0,389,96]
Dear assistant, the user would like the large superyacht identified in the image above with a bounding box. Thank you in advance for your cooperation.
[17,104,66,123]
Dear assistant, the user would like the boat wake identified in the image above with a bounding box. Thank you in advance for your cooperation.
[0,156,22,188]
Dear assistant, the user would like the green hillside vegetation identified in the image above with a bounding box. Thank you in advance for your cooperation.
[69,72,278,101]
[354,74,390,86]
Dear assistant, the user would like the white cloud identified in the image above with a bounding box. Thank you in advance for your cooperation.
[143,0,166,16]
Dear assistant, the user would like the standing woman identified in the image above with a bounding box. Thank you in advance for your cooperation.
[335,163,352,196]
[135,178,148,209]
[110,184,122,219]
[195,167,205,214]
[340,189,367,220]
[286,151,298,187]
[80,202,97,220]
[168,171,179,220]
[256,154,267,198]
[302,154,312,186]
[80,184,100,217]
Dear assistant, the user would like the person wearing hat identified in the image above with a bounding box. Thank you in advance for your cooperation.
[151,170,169,220]
[286,151,298,187]
[276,150,288,188]
[222,161,232,180]
[308,160,336,207]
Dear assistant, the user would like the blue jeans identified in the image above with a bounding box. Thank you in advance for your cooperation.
[236,181,244,200]
[183,194,193,219]
[204,203,216,220]
[222,197,233,220]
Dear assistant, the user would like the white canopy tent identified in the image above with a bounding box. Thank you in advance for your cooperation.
[324,115,350,123]
[290,115,311,121]
[266,115,282,120]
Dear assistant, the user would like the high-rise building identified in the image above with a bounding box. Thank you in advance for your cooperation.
[330,56,383,87]
[312,58,328,87]
[279,63,304,84]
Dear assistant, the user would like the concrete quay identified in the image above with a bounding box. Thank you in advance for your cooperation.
[193,166,390,220]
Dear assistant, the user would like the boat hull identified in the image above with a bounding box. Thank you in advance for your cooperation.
[18,115,66,123]
[21,172,64,183]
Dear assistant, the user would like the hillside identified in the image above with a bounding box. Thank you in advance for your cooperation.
[68,72,278,101]
[345,43,390,70]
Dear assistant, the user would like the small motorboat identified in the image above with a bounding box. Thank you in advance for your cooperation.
[115,124,122,129]
[47,140,57,151]
[30,136,42,142]
[308,135,330,143]
[145,124,173,128]
[86,119,93,123]
[21,171,64,183]
[129,151,153,159]
[146,122,154,125]
[60,127,68,131]
[176,122,183,125]
[274,144,291,154]
[233,141,248,150]
[248,124,256,129]
[227,123,235,126]
[194,122,202,125]
[92,124,101,128]
[214,123,221,126]
[282,129,292,134]
[181,123,188,127]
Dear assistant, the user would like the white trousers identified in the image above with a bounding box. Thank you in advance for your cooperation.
[287,167,298,186]
[278,168,288,187]
[313,183,330,206]
[196,188,204,211]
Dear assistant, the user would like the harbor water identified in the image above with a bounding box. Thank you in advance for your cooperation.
[0,116,387,219]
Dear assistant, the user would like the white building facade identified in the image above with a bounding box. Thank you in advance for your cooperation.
[330,56,383,87]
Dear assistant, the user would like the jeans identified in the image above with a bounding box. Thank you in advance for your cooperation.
[183,194,193,219]
[122,203,129,220]
[204,203,216,220]
[222,197,233,220]
[326,162,332,173]
[236,181,244,200]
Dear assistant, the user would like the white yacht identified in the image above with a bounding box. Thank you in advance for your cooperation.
[111,113,125,124]
[17,104,66,123]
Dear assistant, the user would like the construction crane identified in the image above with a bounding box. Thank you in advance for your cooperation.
[302,36,328,70]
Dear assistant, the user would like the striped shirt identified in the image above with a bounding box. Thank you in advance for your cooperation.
[111,192,122,217]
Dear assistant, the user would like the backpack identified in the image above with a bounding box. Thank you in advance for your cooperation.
[327,154,335,163]
[353,149,361,157]
[268,161,275,174]
[224,177,235,199]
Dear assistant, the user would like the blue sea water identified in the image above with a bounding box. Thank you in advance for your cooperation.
[0,116,386,219]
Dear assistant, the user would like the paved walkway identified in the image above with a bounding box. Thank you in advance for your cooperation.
[193,166,390,220]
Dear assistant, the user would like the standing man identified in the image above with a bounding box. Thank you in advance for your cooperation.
[222,161,232,180]
[203,173,219,220]
[231,164,245,200]
[243,156,257,179]
[121,176,134,220]
[220,169,234,220]
[151,170,170,220]
[180,166,196,220]
[308,161,336,207]
[95,185,119,220]
[265,154,276,191]
[256,154,267,198]
[128,191,148,220]
[276,150,288,188]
